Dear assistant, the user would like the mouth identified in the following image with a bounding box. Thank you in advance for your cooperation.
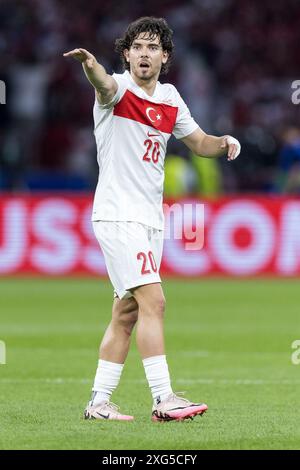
[139,62,150,70]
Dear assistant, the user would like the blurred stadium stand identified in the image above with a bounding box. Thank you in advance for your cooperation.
[0,0,300,194]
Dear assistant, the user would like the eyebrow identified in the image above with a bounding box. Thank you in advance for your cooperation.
[132,41,161,46]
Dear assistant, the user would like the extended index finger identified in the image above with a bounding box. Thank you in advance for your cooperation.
[78,48,93,59]
[63,48,84,57]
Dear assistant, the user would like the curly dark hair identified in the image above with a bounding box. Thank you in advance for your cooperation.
[115,17,174,75]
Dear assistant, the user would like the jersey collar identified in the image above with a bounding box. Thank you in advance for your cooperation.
[125,70,160,100]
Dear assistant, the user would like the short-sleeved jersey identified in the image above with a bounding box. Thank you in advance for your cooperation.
[92,70,199,229]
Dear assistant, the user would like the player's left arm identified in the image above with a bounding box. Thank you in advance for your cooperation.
[181,128,241,161]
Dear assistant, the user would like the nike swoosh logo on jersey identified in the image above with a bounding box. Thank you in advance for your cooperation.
[147,131,160,137]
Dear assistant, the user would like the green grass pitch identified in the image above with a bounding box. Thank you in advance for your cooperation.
[0,278,299,450]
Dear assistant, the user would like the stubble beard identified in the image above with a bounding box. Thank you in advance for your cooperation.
[135,65,157,82]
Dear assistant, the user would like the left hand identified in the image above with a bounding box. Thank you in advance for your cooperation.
[221,135,241,161]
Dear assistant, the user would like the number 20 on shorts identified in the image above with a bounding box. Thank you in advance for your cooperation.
[137,251,157,275]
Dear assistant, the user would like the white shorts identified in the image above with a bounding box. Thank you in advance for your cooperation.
[93,221,164,299]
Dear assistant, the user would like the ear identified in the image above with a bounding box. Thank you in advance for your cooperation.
[162,51,169,64]
[124,49,130,63]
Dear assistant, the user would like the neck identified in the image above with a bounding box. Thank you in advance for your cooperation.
[130,71,158,97]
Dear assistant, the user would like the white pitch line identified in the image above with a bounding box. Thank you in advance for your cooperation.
[0,378,300,385]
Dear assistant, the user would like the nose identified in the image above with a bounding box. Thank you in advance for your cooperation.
[139,46,149,56]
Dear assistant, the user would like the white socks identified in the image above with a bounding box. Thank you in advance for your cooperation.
[91,356,172,406]
[143,355,173,405]
[91,359,124,405]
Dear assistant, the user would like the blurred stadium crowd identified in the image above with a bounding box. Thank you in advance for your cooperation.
[0,0,300,195]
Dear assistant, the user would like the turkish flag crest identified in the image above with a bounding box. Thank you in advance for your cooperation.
[145,106,162,128]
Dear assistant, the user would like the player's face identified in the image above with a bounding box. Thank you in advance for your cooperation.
[124,33,168,81]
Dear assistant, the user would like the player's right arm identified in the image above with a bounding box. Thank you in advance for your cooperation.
[63,48,117,105]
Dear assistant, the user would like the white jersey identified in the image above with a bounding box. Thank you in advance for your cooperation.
[92,70,199,229]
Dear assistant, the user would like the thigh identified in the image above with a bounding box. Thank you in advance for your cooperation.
[131,282,165,311]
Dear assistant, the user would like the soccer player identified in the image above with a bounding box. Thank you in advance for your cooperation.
[63,17,240,422]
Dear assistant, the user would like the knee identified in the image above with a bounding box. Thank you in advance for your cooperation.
[113,305,138,336]
[156,296,166,316]
[146,295,166,319]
